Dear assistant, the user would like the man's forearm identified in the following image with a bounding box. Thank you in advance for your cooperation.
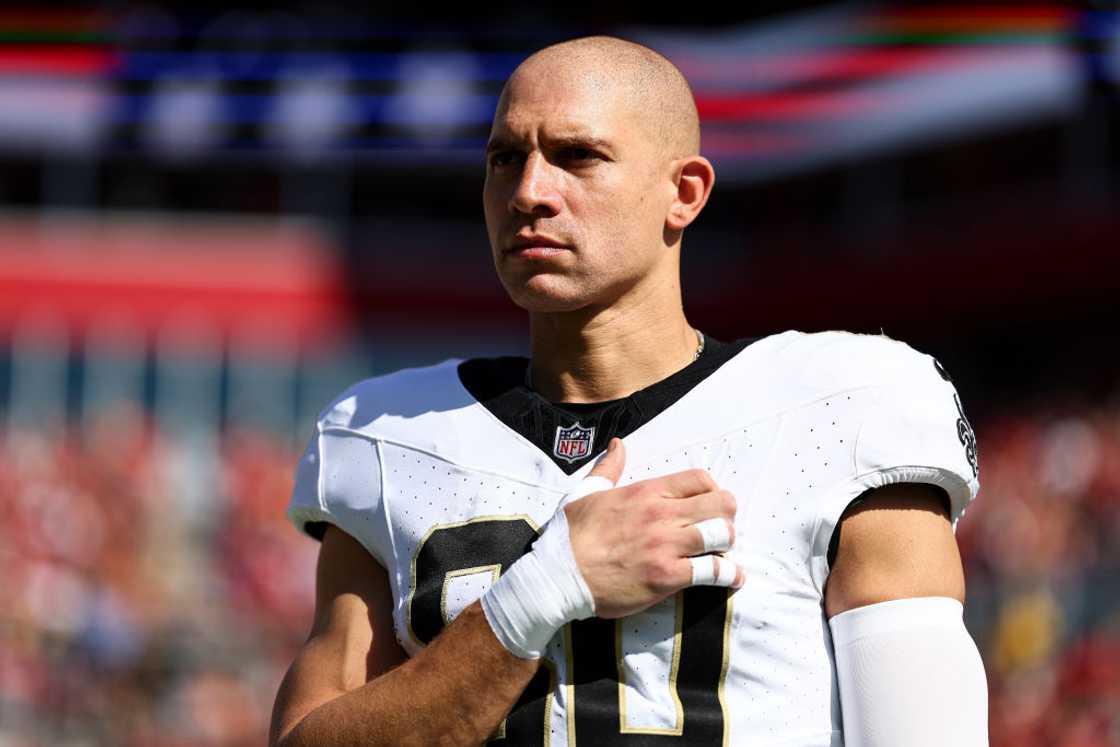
[830,597,988,746]
[279,602,539,747]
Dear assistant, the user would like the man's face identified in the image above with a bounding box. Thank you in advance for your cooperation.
[483,65,675,313]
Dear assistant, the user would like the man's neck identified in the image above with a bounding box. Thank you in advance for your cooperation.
[526,295,699,404]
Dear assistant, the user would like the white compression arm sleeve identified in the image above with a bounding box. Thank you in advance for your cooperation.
[829,597,989,747]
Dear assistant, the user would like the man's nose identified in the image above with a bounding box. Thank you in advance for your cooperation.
[509,152,561,217]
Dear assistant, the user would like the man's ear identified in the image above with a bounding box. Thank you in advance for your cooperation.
[666,155,715,232]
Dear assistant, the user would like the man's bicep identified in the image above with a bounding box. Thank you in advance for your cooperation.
[313,524,406,670]
[270,524,406,746]
[824,482,965,619]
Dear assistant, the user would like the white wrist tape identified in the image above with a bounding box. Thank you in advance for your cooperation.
[481,475,606,659]
[559,474,614,506]
[829,597,989,747]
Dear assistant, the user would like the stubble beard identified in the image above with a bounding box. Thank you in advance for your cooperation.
[501,271,598,314]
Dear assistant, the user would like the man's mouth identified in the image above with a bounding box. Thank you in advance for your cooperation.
[506,234,571,258]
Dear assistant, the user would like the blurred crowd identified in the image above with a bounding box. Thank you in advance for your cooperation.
[0,397,1117,746]
[0,407,316,747]
[959,401,1120,746]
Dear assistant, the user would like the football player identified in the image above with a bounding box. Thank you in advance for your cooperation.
[271,36,988,747]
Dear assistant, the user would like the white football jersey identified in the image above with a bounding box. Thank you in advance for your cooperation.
[288,330,980,747]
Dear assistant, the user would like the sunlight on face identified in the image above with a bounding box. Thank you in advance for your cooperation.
[483,62,678,314]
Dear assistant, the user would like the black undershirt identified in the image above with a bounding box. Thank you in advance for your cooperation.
[458,335,757,474]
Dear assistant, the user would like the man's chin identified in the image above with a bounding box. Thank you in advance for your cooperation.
[502,276,591,314]
[509,293,589,314]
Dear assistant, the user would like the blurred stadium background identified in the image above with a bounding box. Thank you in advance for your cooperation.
[0,2,1118,745]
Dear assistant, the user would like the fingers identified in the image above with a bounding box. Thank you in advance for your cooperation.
[671,516,734,557]
[636,467,718,500]
[675,489,736,525]
[659,489,736,556]
[692,517,733,554]
[688,555,743,588]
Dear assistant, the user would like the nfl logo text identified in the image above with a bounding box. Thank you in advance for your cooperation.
[553,422,595,464]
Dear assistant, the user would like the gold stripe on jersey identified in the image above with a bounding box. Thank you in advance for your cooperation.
[563,624,576,746]
[719,590,734,747]
[404,513,541,649]
[441,564,501,626]
[615,594,685,735]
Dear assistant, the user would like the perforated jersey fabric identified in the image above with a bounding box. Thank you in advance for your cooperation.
[287,330,980,746]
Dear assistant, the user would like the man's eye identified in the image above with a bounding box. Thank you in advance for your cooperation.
[564,147,597,161]
[490,151,521,167]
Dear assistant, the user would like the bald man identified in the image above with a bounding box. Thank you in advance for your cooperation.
[271,37,988,746]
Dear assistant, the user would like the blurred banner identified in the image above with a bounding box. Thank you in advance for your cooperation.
[0,6,1113,175]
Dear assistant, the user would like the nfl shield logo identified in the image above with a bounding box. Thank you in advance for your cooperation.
[553,422,595,464]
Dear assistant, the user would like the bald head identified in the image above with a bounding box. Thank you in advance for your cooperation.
[484,35,715,317]
[499,36,700,162]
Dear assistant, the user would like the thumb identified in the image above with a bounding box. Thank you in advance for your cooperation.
[589,437,626,485]
[560,438,626,509]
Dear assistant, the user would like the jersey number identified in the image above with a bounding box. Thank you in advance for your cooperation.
[408,517,731,745]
